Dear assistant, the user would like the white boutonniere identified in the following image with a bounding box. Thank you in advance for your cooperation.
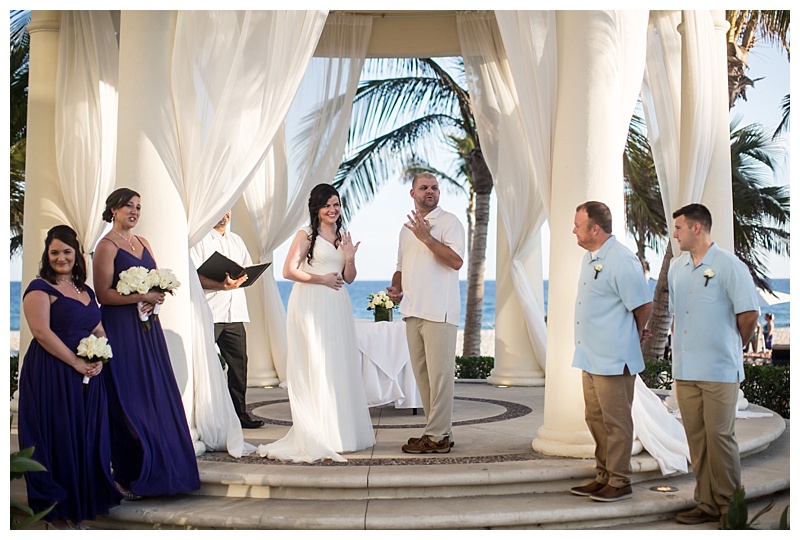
[703,268,715,287]
[593,263,603,280]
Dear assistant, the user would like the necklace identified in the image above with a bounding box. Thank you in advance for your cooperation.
[57,277,82,294]
[114,229,136,251]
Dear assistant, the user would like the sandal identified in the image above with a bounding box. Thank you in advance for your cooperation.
[121,489,143,502]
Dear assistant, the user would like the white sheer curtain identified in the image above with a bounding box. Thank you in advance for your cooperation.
[166,10,327,456]
[641,10,683,225]
[678,10,718,207]
[55,10,118,268]
[241,13,372,383]
[460,11,557,370]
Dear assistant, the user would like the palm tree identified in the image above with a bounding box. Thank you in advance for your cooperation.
[730,120,791,290]
[726,10,790,108]
[335,58,492,357]
[10,10,30,256]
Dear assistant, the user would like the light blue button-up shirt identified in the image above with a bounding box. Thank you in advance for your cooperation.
[668,243,759,383]
[572,236,652,376]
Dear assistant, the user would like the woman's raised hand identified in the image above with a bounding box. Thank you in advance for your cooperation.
[340,231,360,261]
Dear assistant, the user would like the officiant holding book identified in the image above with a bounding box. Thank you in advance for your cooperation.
[191,210,265,429]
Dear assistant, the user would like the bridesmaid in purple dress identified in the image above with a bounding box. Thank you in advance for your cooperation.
[18,225,121,529]
[93,188,200,499]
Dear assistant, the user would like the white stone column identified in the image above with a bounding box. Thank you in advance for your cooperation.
[14,10,63,413]
[532,11,647,458]
[231,197,281,387]
[18,11,67,363]
[489,218,545,386]
[115,11,203,451]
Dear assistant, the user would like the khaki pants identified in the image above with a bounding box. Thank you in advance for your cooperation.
[582,368,635,487]
[676,380,741,516]
[404,317,457,442]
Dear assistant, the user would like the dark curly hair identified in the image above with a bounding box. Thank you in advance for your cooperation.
[102,187,140,223]
[38,225,87,290]
[306,183,343,266]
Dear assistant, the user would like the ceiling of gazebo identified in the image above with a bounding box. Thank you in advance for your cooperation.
[328,10,461,58]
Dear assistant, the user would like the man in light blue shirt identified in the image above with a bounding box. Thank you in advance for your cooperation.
[569,202,652,503]
[669,203,758,526]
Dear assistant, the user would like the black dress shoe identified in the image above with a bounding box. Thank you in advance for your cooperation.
[240,416,265,429]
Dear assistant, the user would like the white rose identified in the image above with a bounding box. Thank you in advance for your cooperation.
[386,301,394,309]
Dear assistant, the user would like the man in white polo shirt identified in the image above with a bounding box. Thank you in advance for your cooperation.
[191,210,264,429]
[387,173,465,454]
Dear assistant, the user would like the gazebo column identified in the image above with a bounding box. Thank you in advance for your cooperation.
[18,11,67,364]
[681,10,734,250]
[231,197,281,387]
[533,11,647,457]
[115,11,203,451]
[490,219,545,386]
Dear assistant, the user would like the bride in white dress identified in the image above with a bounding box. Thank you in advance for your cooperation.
[258,184,375,462]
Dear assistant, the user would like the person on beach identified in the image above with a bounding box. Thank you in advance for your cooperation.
[388,172,465,454]
[17,225,121,529]
[93,188,200,500]
[568,201,653,503]
[763,313,774,351]
[257,183,374,462]
[669,203,759,525]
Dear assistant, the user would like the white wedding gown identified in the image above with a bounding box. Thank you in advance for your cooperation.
[258,231,375,462]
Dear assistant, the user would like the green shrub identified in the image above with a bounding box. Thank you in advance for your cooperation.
[455,356,494,379]
[10,355,19,398]
[742,363,790,419]
[640,358,673,390]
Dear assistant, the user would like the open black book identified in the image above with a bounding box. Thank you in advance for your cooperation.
[196,251,271,288]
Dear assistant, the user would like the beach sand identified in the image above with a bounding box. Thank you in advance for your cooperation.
[9,328,790,357]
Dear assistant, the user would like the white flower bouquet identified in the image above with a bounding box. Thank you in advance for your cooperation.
[76,335,112,389]
[147,268,180,318]
[116,266,180,330]
[368,290,398,322]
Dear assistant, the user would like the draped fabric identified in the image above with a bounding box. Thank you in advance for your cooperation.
[55,10,118,271]
[165,10,328,455]
[641,10,683,226]
[677,11,718,207]
[241,13,372,383]
[459,11,557,370]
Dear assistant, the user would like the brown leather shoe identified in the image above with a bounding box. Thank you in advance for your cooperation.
[570,480,606,497]
[407,436,455,448]
[590,483,633,502]
[675,506,720,525]
[402,435,451,454]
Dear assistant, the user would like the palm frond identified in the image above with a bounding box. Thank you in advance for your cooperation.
[335,114,464,221]
[773,94,790,139]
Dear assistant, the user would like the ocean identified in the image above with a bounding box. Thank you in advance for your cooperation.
[9,278,791,331]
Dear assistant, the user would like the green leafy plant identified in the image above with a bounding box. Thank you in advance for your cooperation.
[455,356,494,380]
[742,363,790,418]
[639,357,673,390]
[10,446,54,529]
[10,354,20,397]
[721,487,790,530]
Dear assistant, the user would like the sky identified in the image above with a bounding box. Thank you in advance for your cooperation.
[5,14,792,284]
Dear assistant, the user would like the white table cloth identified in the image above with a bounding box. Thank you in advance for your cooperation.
[354,319,422,409]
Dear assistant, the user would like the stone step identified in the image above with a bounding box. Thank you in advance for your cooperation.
[88,421,790,530]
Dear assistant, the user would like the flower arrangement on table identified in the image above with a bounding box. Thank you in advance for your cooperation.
[76,335,112,390]
[367,290,398,322]
[116,266,180,330]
